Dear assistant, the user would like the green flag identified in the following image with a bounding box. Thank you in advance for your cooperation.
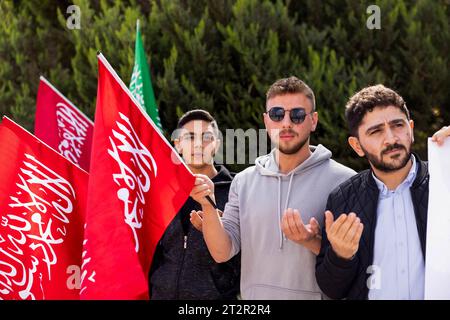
[130,20,162,130]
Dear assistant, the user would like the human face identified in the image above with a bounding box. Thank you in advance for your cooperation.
[263,93,318,155]
[175,120,219,169]
[349,106,414,172]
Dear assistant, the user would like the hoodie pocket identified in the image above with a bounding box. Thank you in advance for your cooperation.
[248,284,322,300]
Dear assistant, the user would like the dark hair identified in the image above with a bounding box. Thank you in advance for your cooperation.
[266,76,316,111]
[345,84,410,137]
[177,109,219,136]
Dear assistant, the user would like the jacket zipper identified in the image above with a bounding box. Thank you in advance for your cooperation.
[175,234,188,299]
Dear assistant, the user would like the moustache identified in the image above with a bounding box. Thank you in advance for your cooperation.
[279,129,298,136]
[382,143,406,155]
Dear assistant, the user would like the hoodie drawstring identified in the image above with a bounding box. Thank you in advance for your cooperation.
[277,177,282,249]
[278,172,295,249]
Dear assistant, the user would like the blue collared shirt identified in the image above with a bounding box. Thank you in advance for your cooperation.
[368,156,425,300]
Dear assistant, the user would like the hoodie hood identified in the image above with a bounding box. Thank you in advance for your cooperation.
[254,144,333,249]
[212,164,234,186]
[255,144,332,177]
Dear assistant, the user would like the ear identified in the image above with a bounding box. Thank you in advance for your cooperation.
[409,119,415,143]
[174,138,182,154]
[214,139,221,154]
[310,111,319,132]
[348,136,365,157]
[263,112,269,129]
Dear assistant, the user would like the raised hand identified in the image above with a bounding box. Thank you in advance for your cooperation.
[190,210,203,232]
[431,125,450,146]
[324,211,364,260]
[190,174,215,207]
[190,209,224,232]
[281,208,321,250]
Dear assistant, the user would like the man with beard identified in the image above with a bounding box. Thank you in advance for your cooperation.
[315,84,450,300]
[189,77,355,299]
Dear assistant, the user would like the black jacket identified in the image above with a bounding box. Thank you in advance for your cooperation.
[315,154,429,300]
[149,165,240,300]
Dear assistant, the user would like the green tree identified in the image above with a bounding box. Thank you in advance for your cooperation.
[0,0,448,172]
[0,0,73,131]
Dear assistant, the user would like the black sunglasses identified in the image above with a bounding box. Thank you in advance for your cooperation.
[267,106,313,124]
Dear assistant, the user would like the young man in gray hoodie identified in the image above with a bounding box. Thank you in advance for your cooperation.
[190,76,355,299]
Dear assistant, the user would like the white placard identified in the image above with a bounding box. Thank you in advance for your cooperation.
[425,137,450,299]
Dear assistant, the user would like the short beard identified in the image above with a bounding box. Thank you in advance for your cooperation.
[362,142,411,172]
[277,135,309,155]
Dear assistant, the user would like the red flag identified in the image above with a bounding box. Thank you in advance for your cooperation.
[0,117,88,300]
[80,54,195,299]
[35,76,94,171]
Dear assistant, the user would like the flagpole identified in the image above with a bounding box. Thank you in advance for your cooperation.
[206,195,217,209]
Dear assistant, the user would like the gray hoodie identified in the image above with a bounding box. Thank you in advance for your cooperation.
[221,144,356,299]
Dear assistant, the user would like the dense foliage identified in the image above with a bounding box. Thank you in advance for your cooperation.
[1,0,448,171]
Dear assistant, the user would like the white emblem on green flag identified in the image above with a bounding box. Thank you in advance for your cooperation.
[130,20,162,130]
